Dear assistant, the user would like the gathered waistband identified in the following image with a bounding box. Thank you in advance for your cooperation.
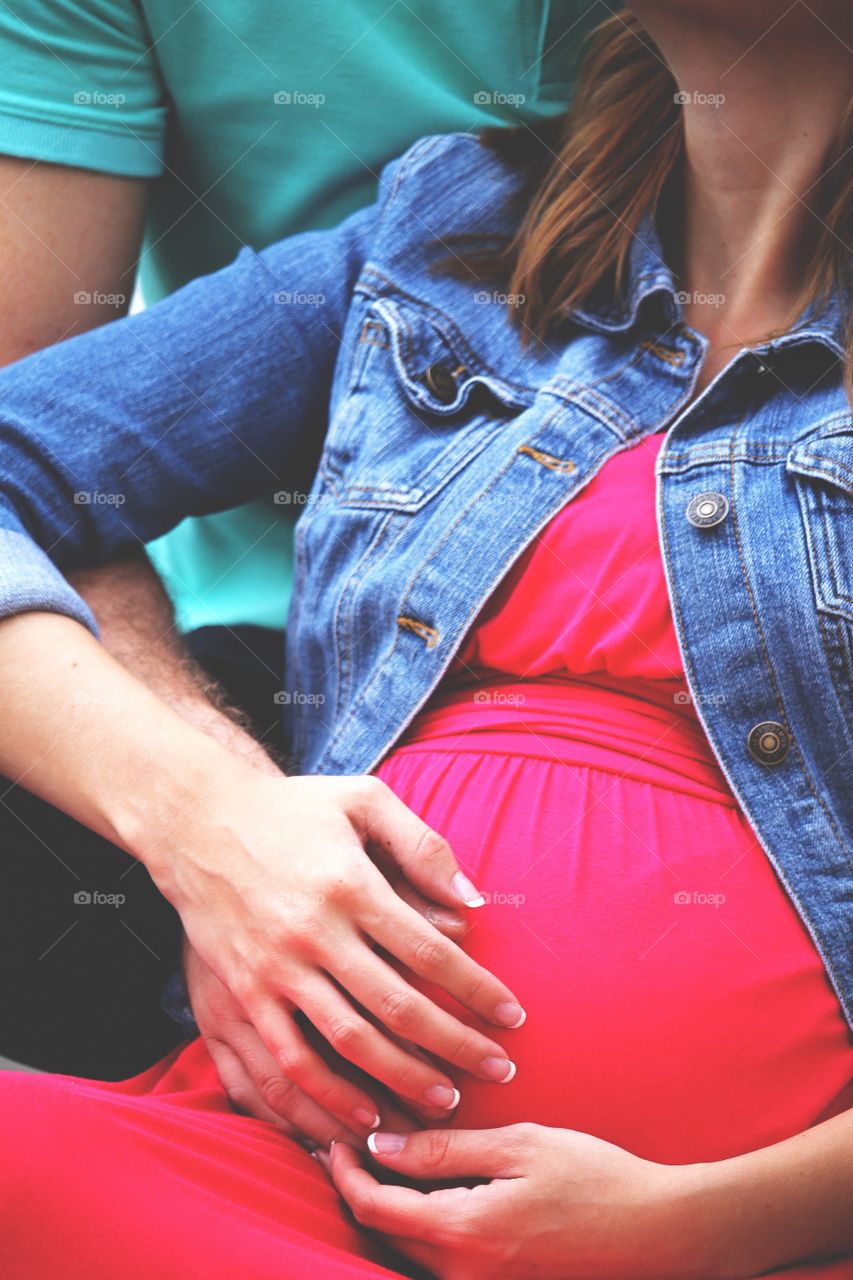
[390,672,738,806]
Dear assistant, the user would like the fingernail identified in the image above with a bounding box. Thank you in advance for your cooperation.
[480,1055,516,1083]
[426,906,466,930]
[311,1148,332,1171]
[351,1107,381,1130]
[368,1132,407,1156]
[451,871,486,908]
[494,1001,526,1028]
[423,1084,460,1110]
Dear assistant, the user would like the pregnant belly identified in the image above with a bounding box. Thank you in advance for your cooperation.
[373,685,853,1166]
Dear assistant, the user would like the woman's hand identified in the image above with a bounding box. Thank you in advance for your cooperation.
[329,1123,711,1280]
[184,888,472,1146]
[140,771,525,1140]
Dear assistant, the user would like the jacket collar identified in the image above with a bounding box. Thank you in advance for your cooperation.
[568,210,848,360]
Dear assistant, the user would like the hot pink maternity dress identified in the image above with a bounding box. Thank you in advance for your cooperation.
[2,433,851,1279]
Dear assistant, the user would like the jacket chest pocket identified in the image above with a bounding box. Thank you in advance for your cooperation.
[787,418,853,623]
[323,295,532,512]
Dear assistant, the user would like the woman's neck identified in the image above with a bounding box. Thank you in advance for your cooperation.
[631,2,851,384]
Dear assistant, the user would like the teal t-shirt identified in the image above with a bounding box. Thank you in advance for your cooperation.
[0,0,596,630]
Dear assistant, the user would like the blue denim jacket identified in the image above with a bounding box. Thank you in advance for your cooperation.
[0,133,851,1028]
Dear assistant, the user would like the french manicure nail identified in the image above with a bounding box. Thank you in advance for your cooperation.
[451,871,486,908]
[423,1084,460,1109]
[480,1055,516,1083]
[351,1107,381,1130]
[494,1001,526,1028]
[368,1132,407,1156]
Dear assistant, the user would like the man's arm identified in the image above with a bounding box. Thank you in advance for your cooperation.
[0,155,263,772]
[0,156,146,361]
[0,154,322,1134]
[71,555,281,772]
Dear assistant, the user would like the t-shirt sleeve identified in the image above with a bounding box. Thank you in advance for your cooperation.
[0,0,167,177]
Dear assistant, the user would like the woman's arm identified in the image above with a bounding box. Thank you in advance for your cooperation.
[0,187,379,618]
[692,1105,853,1276]
[71,550,471,1148]
[328,1109,853,1278]
[0,610,525,1137]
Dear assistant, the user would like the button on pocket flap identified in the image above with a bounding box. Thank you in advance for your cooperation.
[787,417,853,495]
[372,297,533,418]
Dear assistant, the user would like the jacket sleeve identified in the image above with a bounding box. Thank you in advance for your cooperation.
[0,153,406,634]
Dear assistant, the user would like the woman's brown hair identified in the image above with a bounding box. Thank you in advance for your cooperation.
[448,10,853,397]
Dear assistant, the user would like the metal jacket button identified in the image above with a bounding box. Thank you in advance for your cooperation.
[686,491,729,528]
[423,363,458,404]
[747,721,790,766]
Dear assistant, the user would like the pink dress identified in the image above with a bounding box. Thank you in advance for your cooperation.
[1,433,851,1279]
[374,432,853,1168]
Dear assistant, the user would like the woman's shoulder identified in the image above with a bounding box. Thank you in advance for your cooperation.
[374,130,528,241]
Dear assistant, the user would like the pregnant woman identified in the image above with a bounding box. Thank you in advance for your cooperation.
[0,2,851,1277]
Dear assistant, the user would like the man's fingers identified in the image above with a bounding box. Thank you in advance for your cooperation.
[204,1037,298,1132]
[365,1126,518,1179]
[210,1023,362,1147]
[346,776,485,910]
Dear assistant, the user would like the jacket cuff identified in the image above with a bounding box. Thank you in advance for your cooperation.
[0,528,98,634]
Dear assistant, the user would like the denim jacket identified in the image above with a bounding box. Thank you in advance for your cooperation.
[0,133,851,1029]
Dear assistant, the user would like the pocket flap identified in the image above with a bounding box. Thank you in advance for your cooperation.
[372,296,533,418]
[787,416,853,494]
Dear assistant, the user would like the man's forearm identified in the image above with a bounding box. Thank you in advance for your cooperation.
[68,554,281,777]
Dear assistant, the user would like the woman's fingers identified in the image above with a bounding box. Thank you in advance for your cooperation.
[336,951,516,1083]
[343,776,486,910]
[329,1140,473,1239]
[247,996,386,1135]
[365,1126,520,1179]
[294,973,465,1114]
[389,877,469,942]
[360,884,526,1031]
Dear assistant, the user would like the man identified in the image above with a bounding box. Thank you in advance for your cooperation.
[0,0,597,1114]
